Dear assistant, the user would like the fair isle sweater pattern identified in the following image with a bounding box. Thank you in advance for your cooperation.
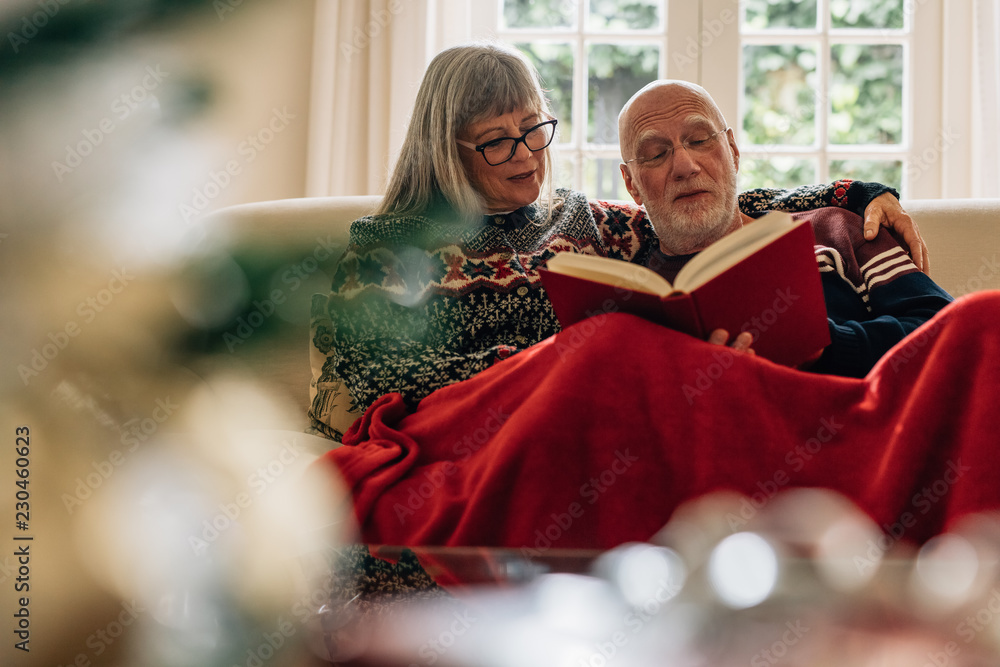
[309,181,892,440]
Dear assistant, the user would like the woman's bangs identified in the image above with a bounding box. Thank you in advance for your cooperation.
[460,60,545,128]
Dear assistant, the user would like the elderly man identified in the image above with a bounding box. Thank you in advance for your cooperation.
[617,80,953,376]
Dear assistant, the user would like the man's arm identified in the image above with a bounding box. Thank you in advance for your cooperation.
[803,208,952,377]
[811,274,953,377]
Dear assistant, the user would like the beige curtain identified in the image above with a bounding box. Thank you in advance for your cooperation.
[942,0,1000,198]
[972,0,1000,196]
[306,0,478,196]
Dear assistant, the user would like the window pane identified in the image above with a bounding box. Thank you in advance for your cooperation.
[589,0,661,30]
[743,44,817,146]
[584,157,630,200]
[744,0,817,29]
[830,0,904,29]
[587,44,659,144]
[829,44,903,145]
[551,151,576,189]
[829,159,902,191]
[738,156,817,191]
[517,43,574,141]
[503,0,574,29]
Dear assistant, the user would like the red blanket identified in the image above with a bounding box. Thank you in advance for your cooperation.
[314,291,1000,550]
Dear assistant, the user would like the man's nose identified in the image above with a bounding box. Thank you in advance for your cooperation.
[670,144,701,179]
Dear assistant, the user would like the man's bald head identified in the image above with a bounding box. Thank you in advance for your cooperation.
[618,80,728,162]
[616,79,742,255]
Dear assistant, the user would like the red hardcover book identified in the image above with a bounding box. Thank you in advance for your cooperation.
[538,211,831,367]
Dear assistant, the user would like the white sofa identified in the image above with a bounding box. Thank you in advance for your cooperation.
[206,197,1000,422]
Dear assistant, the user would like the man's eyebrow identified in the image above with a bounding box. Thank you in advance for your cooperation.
[633,116,718,149]
[635,131,668,147]
[670,114,717,132]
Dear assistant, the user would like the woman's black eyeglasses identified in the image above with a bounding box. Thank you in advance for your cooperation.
[457,119,558,166]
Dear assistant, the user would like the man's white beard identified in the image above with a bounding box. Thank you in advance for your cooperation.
[648,178,739,256]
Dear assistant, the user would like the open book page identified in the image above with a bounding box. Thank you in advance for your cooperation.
[542,252,675,296]
[540,211,828,367]
[672,211,797,293]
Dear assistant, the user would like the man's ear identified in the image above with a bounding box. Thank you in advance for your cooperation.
[620,163,643,206]
[727,128,740,173]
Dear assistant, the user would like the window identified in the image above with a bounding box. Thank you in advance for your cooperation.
[495,0,666,199]
[737,0,909,192]
[481,0,945,198]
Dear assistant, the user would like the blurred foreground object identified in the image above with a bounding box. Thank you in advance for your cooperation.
[327,490,1000,667]
[0,2,350,665]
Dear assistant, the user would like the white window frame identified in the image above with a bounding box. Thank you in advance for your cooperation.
[475,0,948,198]
[481,0,677,197]
[727,0,942,197]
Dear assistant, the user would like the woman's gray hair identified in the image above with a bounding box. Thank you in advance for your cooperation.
[377,42,557,220]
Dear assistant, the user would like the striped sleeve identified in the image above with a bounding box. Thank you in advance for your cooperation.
[795,207,952,377]
[808,207,920,311]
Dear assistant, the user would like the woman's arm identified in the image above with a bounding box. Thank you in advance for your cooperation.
[860,192,928,272]
[738,180,928,271]
[315,292,526,411]
[308,233,559,436]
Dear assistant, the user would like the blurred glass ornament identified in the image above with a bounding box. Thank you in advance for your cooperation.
[708,531,780,609]
[73,380,351,666]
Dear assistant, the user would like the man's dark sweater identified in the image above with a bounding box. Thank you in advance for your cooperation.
[646,207,954,377]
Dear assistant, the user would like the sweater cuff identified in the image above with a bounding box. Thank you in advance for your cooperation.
[844,181,900,216]
[812,320,871,378]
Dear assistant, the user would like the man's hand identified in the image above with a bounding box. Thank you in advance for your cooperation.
[863,192,929,273]
[708,329,755,355]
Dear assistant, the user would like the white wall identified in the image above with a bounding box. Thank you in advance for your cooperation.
[159,0,317,213]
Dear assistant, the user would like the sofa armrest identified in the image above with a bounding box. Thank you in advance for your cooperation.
[206,195,382,247]
[900,198,1000,297]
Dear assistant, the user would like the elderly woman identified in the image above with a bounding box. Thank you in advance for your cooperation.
[308,42,924,441]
